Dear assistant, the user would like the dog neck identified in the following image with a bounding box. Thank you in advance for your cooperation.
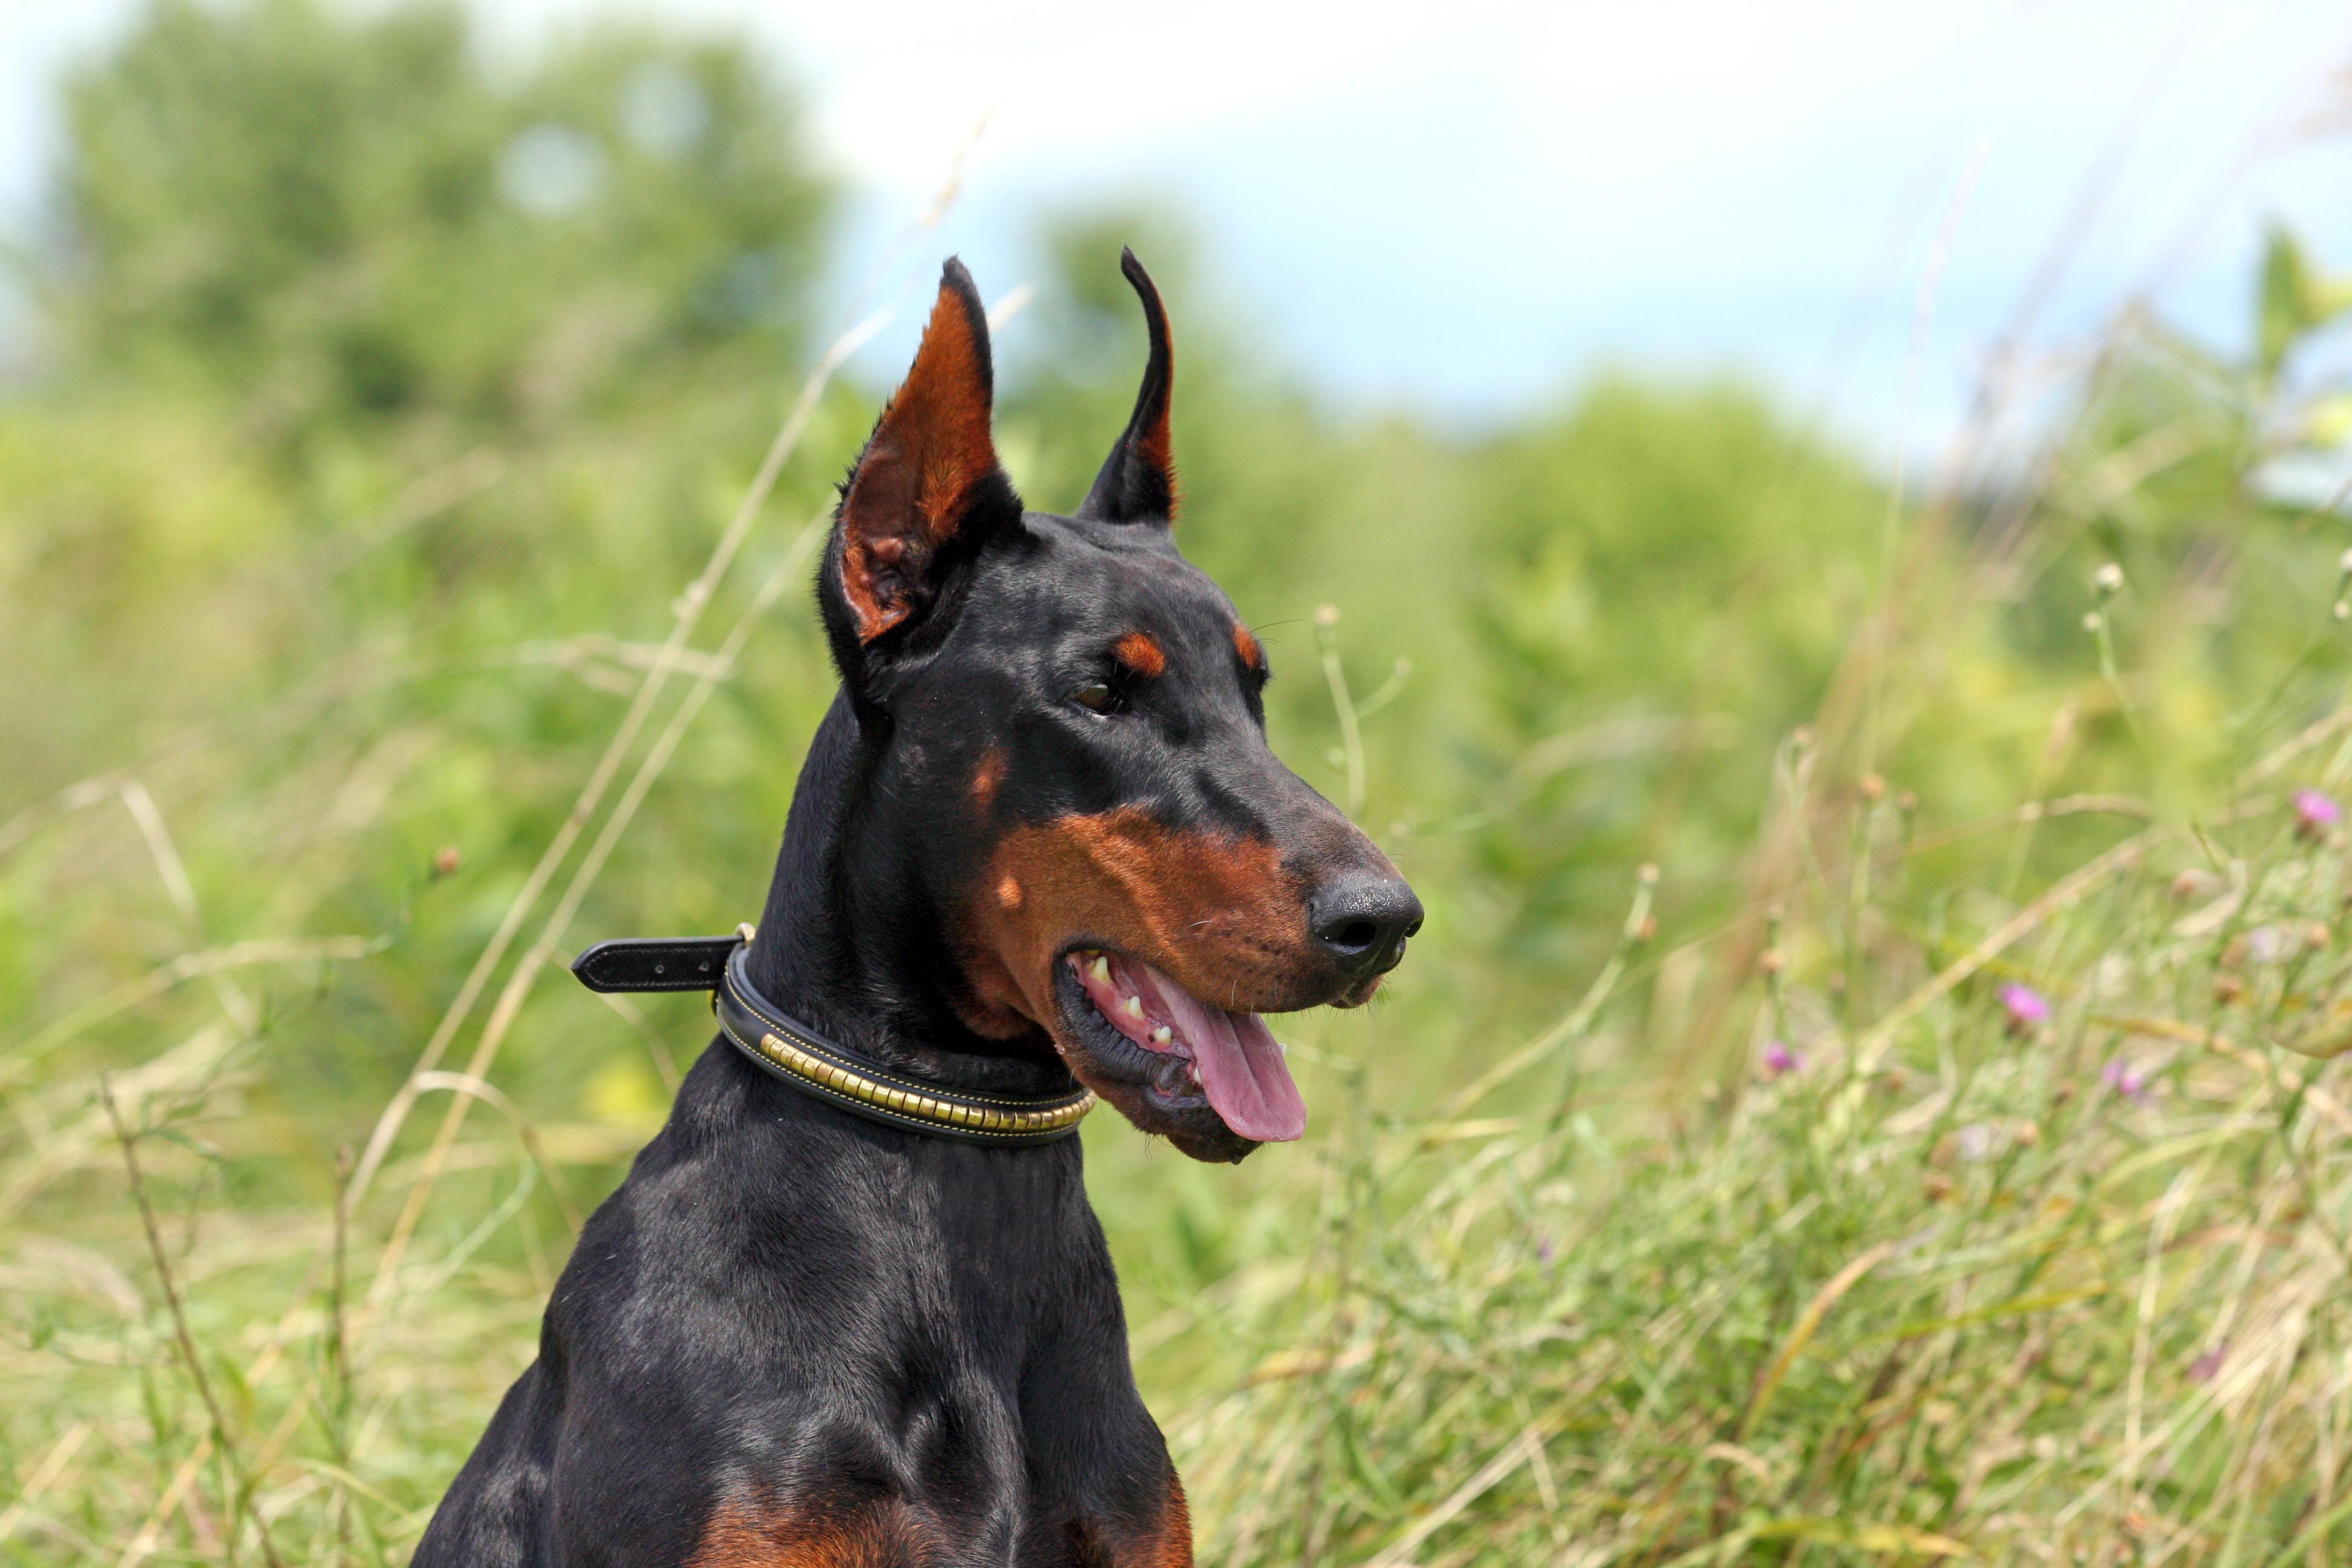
[742,691,863,1034]
[743,690,1073,1099]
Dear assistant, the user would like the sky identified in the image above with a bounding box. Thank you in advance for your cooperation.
[4,0,2350,468]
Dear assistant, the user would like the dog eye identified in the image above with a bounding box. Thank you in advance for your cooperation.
[1070,682,1120,714]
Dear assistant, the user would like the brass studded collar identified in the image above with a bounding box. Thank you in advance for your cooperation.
[571,932,1095,1146]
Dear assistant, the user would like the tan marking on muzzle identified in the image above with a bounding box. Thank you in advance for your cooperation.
[961,806,1307,1029]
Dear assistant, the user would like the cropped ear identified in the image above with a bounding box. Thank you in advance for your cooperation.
[1074,247,1177,526]
[823,258,1022,652]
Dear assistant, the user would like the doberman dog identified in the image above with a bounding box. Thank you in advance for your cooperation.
[414,253,1421,1567]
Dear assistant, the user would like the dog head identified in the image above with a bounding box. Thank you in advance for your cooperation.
[817,255,1420,1163]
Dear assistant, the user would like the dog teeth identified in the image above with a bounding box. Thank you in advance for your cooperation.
[1120,995,1145,1021]
[1152,1054,1200,1097]
[1089,956,1110,984]
[1151,1025,1172,1044]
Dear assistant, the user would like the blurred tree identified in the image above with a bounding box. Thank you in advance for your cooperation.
[1463,380,1886,961]
[44,0,831,442]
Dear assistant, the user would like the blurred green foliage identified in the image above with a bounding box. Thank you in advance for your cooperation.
[7,2,2352,1561]
[50,0,828,436]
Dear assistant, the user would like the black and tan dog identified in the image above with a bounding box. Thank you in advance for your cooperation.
[414,253,1420,1567]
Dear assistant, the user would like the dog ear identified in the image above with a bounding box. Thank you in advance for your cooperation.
[823,258,1022,653]
[1074,248,1177,526]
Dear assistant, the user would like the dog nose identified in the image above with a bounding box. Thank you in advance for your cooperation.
[1308,872,1424,977]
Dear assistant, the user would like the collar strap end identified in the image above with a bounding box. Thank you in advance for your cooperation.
[572,936,739,993]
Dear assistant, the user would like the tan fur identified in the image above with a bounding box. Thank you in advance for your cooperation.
[962,808,1305,1034]
[690,1497,942,1568]
[971,748,1006,812]
[1230,624,1262,671]
[1114,631,1168,678]
[837,279,1000,642]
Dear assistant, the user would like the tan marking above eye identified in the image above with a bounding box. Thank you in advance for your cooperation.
[1114,631,1167,678]
[1232,624,1263,670]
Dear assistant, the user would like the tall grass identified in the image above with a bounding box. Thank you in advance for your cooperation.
[1175,710,2352,1565]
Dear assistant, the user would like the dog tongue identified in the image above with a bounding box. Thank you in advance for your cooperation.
[1097,957,1307,1143]
[1133,966,1307,1143]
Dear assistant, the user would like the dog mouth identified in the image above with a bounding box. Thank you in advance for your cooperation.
[1057,949,1308,1145]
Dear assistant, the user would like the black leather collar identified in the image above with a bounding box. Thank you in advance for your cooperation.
[571,933,1095,1146]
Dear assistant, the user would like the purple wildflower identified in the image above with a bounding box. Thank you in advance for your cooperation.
[2188,1342,2229,1384]
[2243,926,2287,966]
[1999,983,2051,1035]
[2295,788,2342,840]
[1762,1040,1805,1077]
[2102,1057,2151,1103]
[1956,1123,1996,1161]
